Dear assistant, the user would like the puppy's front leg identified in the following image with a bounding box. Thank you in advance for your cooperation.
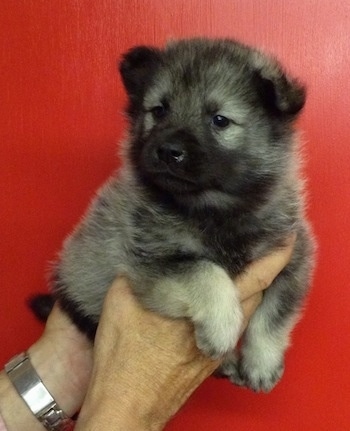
[224,266,308,392]
[136,261,243,359]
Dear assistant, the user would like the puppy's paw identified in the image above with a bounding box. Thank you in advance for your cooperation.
[194,325,236,359]
[239,358,285,392]
[194,309,242,359]
[216,351,284,392]
[185,262,243,359]
[214,352,245,386]
[236,333,287,392]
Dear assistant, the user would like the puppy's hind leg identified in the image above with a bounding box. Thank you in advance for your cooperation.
[136,261,243,360]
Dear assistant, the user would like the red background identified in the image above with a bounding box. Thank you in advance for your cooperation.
[1,1,350,430]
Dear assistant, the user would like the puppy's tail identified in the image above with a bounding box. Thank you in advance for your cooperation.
[28,294,55,322]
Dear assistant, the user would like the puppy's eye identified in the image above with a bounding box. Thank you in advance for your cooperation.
[150,105,168,119]
[212,115,230,128]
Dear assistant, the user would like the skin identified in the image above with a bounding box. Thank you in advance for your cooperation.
[0,235,295,431]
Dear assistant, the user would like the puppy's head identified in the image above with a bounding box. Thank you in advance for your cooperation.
[119,39,305,211]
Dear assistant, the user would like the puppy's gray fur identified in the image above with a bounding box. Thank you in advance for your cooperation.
[52,38,315,392]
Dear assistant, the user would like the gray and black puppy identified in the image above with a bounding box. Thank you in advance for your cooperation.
[37,38,315,392]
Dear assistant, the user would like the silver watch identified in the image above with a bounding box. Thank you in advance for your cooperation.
[5,352,74,431]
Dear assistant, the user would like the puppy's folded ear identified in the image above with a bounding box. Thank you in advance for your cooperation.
[251,51,306,117]
[119,46,163,114]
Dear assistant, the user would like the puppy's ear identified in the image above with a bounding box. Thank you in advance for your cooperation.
[119,46,162,98]
[251,51,306,117]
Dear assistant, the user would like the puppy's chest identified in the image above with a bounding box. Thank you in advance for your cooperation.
[131,209,254,276]
[201,226,254,274]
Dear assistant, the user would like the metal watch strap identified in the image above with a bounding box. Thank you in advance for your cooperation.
[5,352,74,431]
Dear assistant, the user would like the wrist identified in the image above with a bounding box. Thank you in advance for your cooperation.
[27,342,80,418]
[0,345,81,431]
[0,369,45,431]
[27,328,92,417]
[3,351,75,431]
[0,304,93,430]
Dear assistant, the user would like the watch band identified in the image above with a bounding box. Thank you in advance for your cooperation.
[5,352,74,431]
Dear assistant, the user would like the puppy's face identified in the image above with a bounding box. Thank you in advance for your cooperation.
[120,39,305,211]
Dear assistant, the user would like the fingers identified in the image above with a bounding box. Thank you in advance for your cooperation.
[235,233,296,301]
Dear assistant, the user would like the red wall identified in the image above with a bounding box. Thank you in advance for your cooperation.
[1,1,350,430]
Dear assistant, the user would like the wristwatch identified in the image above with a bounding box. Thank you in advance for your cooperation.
[5,352,74,431]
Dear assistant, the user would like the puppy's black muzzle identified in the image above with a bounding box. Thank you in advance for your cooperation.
[156,141,186,165]
[152,129,194,170]
[141,129,205,193]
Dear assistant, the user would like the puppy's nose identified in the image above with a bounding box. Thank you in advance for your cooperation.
[157,142,186,164]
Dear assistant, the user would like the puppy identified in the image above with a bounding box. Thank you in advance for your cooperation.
[34,38,315,392]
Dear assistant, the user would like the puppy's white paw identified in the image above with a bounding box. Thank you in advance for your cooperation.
[237,335,286,392]
[216,351,284,392]
[170,262,244,359]
[194,304,243,359]
[194,323,237,359]
[239,357,285,392]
